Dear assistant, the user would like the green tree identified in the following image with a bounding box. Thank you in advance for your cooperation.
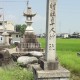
[20,24,27,36]
[15,24,27,36]
[15,24,21,32]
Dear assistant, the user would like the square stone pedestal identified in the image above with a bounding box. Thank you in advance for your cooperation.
[39,59,59,70]
[33,66,70,80]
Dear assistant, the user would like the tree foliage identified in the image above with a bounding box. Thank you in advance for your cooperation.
[15,24,27,36]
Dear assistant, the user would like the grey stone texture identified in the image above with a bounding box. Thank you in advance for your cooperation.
[45,0,57,61]
[0,49,12,66]
[39,0,59,71]
[17,56,38,66]
[39,58,58,70]
[29,51,43,58]
[33,66,70,80]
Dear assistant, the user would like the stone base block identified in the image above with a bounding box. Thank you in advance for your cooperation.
[27,63,40,71]
[19,48,44,52]
[39,59,59,70]
[33,66,70,80]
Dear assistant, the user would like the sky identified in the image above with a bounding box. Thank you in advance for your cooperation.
[0,0,80,34]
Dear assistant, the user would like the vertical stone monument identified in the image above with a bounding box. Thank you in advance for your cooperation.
[40,0,58,70]
[33,0,70,80]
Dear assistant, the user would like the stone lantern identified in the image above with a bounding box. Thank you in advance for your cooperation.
[2,31,9,45]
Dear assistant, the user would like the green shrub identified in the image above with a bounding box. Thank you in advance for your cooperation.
[0,65,33,80]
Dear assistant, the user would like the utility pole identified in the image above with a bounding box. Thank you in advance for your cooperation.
[0,8,5,31]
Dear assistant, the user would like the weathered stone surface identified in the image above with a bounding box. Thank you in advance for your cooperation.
[29,51,43,58]
[11,52,29,61]
[17,56,38,66]
[27,63,40,70]
[33,66,70,80]
[45,0,57,62]
[39,59,58,70]
[0,49,12,66]
[0,50,11,58]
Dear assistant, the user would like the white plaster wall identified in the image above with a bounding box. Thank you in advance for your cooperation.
[11,34,20,43]
[0,25,3,30]
[0,36,4,44]
[64,34,69,38]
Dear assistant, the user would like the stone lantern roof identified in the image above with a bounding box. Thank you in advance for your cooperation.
[23,7,36,17]
[2,31,9,36]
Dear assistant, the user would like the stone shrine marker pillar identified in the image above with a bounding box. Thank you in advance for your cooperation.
[39,0,58,70]
[33,0,70,79]
[45,0,56,62]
